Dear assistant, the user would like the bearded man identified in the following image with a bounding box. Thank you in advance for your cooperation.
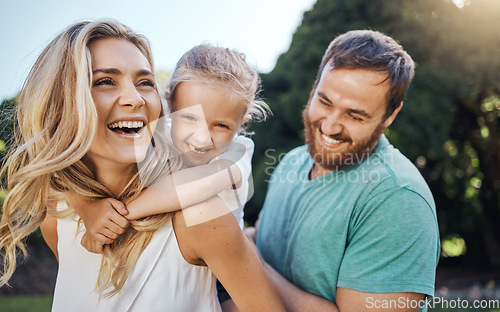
[230,30,440,312]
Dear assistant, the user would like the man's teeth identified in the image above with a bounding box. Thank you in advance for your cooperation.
[188,143,208,154]
[108,121,144,129]
[322,134,343,145]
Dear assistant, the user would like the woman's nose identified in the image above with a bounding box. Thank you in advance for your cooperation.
[118,83,145,108]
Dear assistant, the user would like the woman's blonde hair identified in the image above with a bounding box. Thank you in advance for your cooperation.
[167,44,270,131]
[0,19,181,296]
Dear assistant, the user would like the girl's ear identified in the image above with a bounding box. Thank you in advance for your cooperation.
[242,114,251,126]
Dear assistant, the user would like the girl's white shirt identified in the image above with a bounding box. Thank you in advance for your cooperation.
[51,201,222,312]
[209,134,254,229]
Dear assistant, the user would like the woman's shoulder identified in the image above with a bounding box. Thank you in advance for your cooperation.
[172,196,244,265]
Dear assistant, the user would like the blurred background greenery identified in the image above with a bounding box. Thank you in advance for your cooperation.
[0,0,499,310]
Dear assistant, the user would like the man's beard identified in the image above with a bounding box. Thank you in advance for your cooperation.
[302,105,386,171]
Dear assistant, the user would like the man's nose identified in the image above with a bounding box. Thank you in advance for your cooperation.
[321,111,343,135]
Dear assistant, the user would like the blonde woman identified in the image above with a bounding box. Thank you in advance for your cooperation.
[0,20,284,312]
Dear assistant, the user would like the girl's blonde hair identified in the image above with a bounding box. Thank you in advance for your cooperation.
[0,20,181,296]
[167,44,270,130]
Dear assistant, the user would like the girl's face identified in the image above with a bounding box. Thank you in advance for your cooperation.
[86,38,161,171]
[169,82,249,166]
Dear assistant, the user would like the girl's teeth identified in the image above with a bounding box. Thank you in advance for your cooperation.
[322,134,343,144]
[188,144,208,154]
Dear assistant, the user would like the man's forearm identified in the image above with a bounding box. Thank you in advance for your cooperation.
[263,262,339,312]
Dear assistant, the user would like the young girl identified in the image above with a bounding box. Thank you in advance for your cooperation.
[73,44,267,252]
[0,20,284,312]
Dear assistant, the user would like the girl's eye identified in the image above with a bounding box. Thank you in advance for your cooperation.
[216,123,230,129]
[94,78,114,86]
[182,115,196,121]
[138,79,155,87]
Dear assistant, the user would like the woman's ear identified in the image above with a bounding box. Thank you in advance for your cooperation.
[165,91,172,112]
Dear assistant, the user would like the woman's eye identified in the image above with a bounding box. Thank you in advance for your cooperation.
[138,79,155,87]
[94,78,114,86]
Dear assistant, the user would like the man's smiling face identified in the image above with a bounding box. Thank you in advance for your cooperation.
[303,66,401,174]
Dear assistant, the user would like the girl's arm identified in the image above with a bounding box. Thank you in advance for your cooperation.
[173,196,285,312]
[62,160,241,253]
[125,159,242,220]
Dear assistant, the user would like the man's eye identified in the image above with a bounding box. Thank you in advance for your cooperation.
[349,114,363,121]
[94,78,114,86]
[319,99,331,107]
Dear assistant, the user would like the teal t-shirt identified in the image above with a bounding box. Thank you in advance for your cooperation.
[257,135,440,311]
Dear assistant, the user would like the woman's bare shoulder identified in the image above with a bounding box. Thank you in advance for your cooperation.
[172,196,243,265]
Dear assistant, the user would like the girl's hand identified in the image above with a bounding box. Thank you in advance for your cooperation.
[81,232,105,254]
[67,195,130,253]
[81,198,130,251]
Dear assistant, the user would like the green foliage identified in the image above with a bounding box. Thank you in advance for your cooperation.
[246,0,500,267]
[0,296,52,312]
[0,98,16,168]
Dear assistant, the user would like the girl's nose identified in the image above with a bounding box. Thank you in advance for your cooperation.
[192,123,212,147]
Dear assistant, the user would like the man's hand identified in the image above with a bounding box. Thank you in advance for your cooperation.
[71,197,130,253]
[243,219,259,243]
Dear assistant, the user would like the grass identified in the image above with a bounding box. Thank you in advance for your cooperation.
[0,296,52,312]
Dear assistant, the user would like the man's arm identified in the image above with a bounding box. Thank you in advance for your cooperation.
[236,226,338,312]
[262,260,340,312]
[336,288,424,312]
[223,256,424,312]
[239,226,425,312]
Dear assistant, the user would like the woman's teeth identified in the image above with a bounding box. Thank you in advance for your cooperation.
[322,134,343,145]
[108,121,144,129]
[188,143,209,154]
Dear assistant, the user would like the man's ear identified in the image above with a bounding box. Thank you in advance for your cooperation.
[383,101,403,128]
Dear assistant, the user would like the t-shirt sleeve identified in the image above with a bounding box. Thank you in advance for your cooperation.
[337,187,439,296]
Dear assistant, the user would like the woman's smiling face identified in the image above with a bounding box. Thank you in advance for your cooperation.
[86,38,161,171]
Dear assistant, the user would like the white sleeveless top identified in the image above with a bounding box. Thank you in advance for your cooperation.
[52,202,222,312]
